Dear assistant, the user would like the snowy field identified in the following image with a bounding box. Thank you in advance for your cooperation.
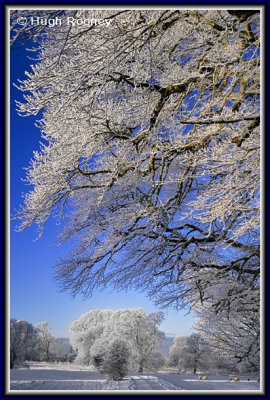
[9,363,261,393]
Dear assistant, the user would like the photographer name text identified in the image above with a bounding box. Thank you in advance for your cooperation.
[17,16,112,28]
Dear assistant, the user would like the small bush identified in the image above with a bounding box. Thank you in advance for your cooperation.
[68,354,76,363]
[94,339,130,381]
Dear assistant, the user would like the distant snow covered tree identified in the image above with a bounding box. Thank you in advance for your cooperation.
[10,319,38,368]
[35,321,60,362]
[168,333,210,373]
[168,336,188,368]
[183,333,211,374]
[70,309,113,365]
[11,9,260,350]
[70,308,164,372]
[99,308,165,372]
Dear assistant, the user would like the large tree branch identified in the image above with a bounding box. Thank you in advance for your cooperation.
[178,115,260,125]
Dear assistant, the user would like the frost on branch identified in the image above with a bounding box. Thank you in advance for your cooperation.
[193,280,260,371]
[12,10,260,316]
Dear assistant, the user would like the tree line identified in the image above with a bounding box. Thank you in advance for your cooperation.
[168,333,258,374]
[10,308,165,379]
[10,306,259,379]
[10,320,60,369]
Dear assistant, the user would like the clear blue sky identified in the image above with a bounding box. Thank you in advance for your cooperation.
[9,42,195,339]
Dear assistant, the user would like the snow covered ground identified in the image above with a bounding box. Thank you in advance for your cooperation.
[9,363,261,393]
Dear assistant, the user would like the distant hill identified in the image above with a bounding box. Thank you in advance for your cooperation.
[58,338,75,355]
[158,336,175,357]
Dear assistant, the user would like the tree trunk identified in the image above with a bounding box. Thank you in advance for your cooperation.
[10,351,16,369]
[138,361,144,373]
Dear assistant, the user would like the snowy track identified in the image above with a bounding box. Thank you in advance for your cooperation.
[129,375,182,390]
[9,364,261,392]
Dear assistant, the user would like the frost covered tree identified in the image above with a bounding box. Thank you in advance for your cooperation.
[168,334,240,373]
[35,321,60,362]
[183,333,211,374]
[168,333,210,373]
[193,292,260,372]
[10,319,39,368]
[98,308,165,372]
[12,10,260,318]
[70,308,164,372]
[70,309,113,365]
[168,336,188,368]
